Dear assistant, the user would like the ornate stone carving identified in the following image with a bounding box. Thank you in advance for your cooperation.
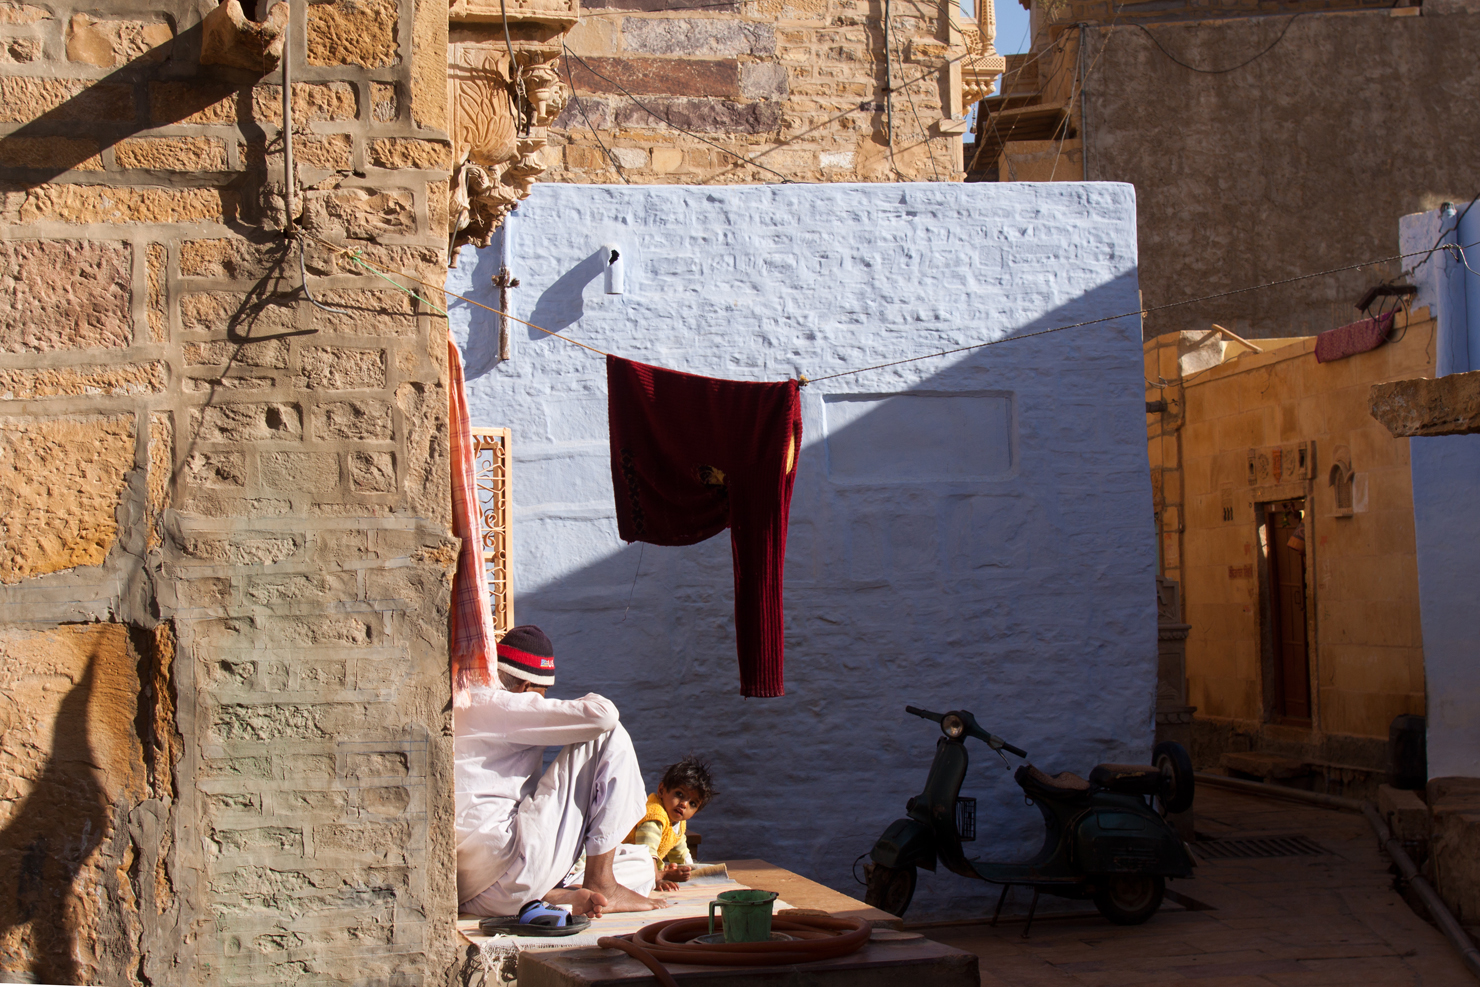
[448,40,569,251]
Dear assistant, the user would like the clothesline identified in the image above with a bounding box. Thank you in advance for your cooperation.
[299,230,1480,387]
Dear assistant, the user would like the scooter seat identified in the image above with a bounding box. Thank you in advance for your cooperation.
[1022,765,1091,793]
[1089,763,1163,796]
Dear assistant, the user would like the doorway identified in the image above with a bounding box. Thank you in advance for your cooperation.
[1259,501,1311,724]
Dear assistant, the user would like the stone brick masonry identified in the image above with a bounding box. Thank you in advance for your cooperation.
[0,0,462,984]
[549,0,985,183]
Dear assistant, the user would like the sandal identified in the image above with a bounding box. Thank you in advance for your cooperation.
[478,900,592,937]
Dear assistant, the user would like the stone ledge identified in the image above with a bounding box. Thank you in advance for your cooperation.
[1370,370,1480,438]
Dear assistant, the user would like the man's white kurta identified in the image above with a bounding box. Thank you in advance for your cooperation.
[454,687,647,907]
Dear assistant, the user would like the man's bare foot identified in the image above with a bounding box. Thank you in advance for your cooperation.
[581,879,668,912]
[544,887,609,918]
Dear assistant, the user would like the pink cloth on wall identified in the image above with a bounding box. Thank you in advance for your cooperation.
[449,335,499,705]
[1314,311,1395,363]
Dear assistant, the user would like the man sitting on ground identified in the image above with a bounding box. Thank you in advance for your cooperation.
[456,625,667,917]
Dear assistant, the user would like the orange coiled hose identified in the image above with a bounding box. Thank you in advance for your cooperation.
[597,915,871,987]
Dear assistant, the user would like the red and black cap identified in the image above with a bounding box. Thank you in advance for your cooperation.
[496,624,556,687]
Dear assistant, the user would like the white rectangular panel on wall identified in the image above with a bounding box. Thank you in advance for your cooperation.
[823,391,1015,483]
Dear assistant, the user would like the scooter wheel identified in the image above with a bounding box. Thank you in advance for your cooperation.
[1092,874,1165,925]
[863,864,916,918]
[1153,741,1195,814]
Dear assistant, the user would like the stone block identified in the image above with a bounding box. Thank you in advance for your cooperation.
[568,56,741,97]
[621,17,776,56]
[180,239,287,279]
[185,451,248,488]
[368,138,450,170]
[315,400,394,441]
[300,347,387,390]
[348,451,396,492]
[181,291,300,337]
[372,81,398,122]
[314,821,410,855]
[0,37,43,62]
[192,403,303,443]
[281,133,354,171]
[650,147,684,173]
[17,185,233,225]
[0,240,131,352]
[343,751,409,780]
[0,363,166,399]
[306,0,399,67]
[147,243,166,342]
[115,137,230,171]
[66,13,172,66]
[0,137,104,171]
[564,144,608,171]
[611,96,781,133]
[741,61,789,99]
[210,826,305,855]
[610,147,648,169]
[0,414,134,583]
[212,703,326,742]
[301,188,416,239]
[260,450,342,494]
[149,81,277,126]
[183,339,292,369]
[0,3,50,23]
[1370,370,1480,438]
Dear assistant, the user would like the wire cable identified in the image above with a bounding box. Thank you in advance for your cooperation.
[563,47,795,184]
[1404,195,1479,278]
[561,51,631,183]
[802,238,1480,384]
[1135,12,1302,74]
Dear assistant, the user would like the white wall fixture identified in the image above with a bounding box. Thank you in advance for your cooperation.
[605,244,624,294]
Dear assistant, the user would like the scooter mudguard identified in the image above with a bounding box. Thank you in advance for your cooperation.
[871,818,937,872]
[1074,800,1195,878]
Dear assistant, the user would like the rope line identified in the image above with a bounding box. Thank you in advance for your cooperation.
[301,231,1480,387]
[803,238,1480,384]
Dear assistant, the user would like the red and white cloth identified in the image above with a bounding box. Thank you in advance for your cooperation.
[1314,311,1395,363]
[449,335,499,705]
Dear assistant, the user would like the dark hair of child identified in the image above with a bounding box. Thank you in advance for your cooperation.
[661,755,717,806]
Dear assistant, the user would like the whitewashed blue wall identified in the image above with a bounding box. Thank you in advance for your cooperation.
[449,183,1155,919]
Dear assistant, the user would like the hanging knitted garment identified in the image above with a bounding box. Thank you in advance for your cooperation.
[606,356,802,697]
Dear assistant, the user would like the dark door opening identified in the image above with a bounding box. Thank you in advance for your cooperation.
[1261,501,1311,724]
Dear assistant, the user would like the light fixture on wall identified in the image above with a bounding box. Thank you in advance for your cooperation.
[604,245,624,295]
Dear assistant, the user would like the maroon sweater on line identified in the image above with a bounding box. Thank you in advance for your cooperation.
[606,355,803,697]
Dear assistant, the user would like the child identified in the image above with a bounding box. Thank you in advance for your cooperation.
[624,756,716,892]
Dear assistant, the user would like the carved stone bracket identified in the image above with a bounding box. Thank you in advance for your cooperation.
[201,0,288,73]
[448,39,570,252]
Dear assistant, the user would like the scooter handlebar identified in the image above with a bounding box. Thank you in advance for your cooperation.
[904,705,945,723]
[905,706,1028,758]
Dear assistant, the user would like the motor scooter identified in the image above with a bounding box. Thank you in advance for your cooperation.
[865,705,1196,928]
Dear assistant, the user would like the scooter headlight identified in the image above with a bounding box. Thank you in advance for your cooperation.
[941,713,966,739]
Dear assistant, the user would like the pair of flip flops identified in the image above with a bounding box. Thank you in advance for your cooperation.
[478,900,592,937]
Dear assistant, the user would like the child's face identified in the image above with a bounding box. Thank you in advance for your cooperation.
[658,784,702,825]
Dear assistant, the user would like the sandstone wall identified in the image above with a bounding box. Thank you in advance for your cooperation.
[1145,310,1432,773]
[1079,7,1480,339]
[0,0,460,983]
[548,0,981,183]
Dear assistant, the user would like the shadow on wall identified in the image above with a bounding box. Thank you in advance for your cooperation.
[0,651,107,984]
[455,237,1153,918]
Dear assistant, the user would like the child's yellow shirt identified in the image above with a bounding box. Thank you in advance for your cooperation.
[623,792,692,864]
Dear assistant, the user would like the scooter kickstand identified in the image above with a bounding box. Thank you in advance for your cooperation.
[1021,888,1040,940]
[990,884,1011,927]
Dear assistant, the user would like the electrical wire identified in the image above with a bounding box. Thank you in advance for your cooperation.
[561,51,631,183]
[562,47,796,183]
[801,238,1480,385]
[499,0,529,134]
[1405,195,1479,278]
[1135,12,1302,74]
[300,231,1480,388]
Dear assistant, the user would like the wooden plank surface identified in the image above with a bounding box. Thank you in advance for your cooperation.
[726,858,903,930]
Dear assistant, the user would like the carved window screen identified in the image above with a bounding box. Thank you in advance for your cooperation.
[471,427,514,637]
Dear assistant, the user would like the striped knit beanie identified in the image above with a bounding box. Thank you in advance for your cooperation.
[497,625,556,687]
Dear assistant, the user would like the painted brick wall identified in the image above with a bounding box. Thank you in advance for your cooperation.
[448,181,1154,919]
[0,1,460,983]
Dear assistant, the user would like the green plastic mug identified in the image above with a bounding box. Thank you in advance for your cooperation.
[707,889,779,943]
